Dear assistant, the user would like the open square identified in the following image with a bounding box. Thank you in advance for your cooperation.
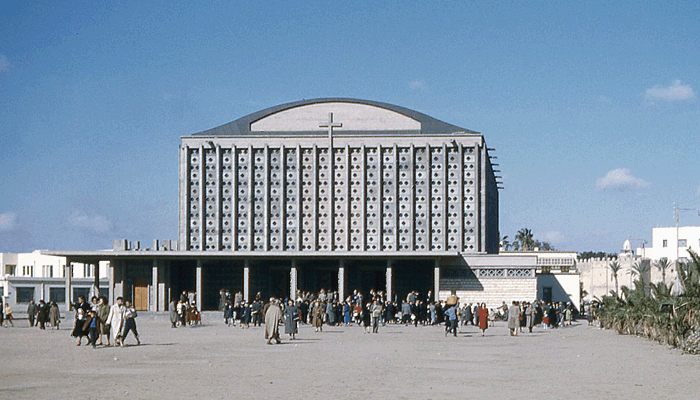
[1,315,698,399]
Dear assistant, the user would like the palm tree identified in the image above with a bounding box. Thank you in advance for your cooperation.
[500,235,511,251]
[655,257,670,285]
[514,228,534,251]
[609,261,621,294]
[631,260,651,295]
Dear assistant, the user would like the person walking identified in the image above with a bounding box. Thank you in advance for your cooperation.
[48,301,61,330]
[3,304,14,327]
[283,300,299,340]
[444,304,458,337]
[371,300,383,333]
[72,296,90,345]
[106,297,126,346]
[97,297,110,345]
[169,299,179,328]
[27,301,37,327]
[477,303,489,336]
[37,300,50,330]
[83,310,101,348]
[311,300,324,332]
[508,301,520,336]
[120,300,140,346]
[525,302,535,333]
[264,298,282,345]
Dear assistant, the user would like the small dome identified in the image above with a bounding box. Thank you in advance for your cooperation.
[623,239,632,252]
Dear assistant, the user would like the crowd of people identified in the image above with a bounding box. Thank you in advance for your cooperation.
[218,288,580,345]
[69,295,140,347]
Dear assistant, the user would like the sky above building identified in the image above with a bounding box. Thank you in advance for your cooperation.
[1,1,699,253]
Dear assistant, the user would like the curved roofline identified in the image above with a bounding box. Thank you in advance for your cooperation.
[191,97,478,136]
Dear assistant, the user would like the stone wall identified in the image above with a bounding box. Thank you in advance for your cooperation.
[438,276,537,309]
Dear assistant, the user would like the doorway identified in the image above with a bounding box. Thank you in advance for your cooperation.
[133,278,149,311]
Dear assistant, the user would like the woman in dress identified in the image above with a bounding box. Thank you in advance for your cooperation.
[49,301,61,330]
[283,300,299,339]
[311,300,324,332]
[477,302,489,336]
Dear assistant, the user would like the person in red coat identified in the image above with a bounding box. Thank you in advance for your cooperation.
[477,302,489,337]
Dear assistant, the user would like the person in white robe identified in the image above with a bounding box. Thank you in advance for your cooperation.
[106,296,126,346]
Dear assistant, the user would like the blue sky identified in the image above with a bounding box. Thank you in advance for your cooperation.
[1,1,699,253]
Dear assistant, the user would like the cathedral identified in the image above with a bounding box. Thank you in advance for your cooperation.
[49,98,546,311]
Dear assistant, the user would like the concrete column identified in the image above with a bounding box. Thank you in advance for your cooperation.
[158,261,167,312]
[290,259,298,301]
[196,260,203,309]
[386,260,393,302]
[152,259,159,312]
[108,262,115,305]
[434,259,440,302]
[243,260,250,302]
[64,259,72,311]
[338,259,346,301]
[94,263,100,296]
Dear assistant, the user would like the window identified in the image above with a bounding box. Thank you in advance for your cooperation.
[84,264,93,278]
[16,287,35,303]
[5,265,16,275]
[663,240,668,248]
[679,239,687,247]
[73,287,90,304]
[21,265,34,276]
[49,287,65,304]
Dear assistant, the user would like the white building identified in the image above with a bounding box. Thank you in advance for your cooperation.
[638,226,700,263]
[0,251,109,314]
[500,251,580,308]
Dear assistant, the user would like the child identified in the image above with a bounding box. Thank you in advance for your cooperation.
[83,310,101,348]
[4,304,13,327]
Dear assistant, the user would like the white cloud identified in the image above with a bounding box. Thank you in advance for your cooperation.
[596,168,650,191]
[68,211,113,234]
[645,79,695,102]
[0,54,9,71]
[0,212,17,231]
[409,80,427,91]
[541,230,565,244]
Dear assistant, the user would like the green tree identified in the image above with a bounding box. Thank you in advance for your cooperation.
[631,260,651,295]
[514,228,534,251]
[609,260,622,294]
[655,257,671,285]
[500,235,511,251]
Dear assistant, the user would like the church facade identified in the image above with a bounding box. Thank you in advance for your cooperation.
[48,98,541,311]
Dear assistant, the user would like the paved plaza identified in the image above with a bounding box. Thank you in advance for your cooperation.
[1,315,698,399]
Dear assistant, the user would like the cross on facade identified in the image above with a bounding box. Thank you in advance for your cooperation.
[319,112,342,150]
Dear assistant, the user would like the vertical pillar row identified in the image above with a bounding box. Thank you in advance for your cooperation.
[243,260,250,303]
[338,259,346,301]
[290,259,298,301]
[434,259,440,302]
[196,260,203,309]
[152,259,159,312]
[108,261,115,305]
[64,258,72,311]
[386,260,393,303]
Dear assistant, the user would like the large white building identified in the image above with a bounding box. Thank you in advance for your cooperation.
[45,98,571,311]
[0,251,108,313]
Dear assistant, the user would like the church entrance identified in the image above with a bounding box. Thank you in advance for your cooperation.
[393,259,434,303]
[345,261,387,302]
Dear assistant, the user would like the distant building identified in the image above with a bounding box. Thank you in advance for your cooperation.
[499,251,580,308]
[0,251,108,313]
[578,239,652,300]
